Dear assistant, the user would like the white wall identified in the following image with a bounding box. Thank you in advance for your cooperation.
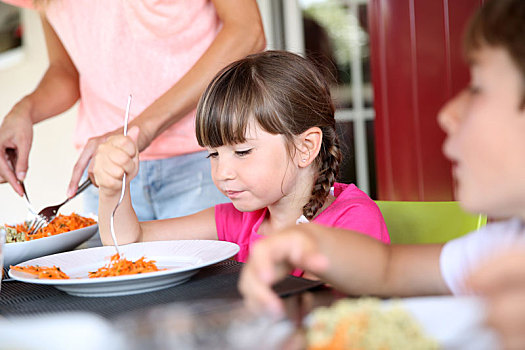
[0,9,82,225]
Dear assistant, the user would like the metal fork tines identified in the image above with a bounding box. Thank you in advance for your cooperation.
[25,178,93,235]
[26,215,48,236]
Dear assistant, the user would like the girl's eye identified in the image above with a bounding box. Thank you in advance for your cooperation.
[235,149,252,157]
[206,152,218,159]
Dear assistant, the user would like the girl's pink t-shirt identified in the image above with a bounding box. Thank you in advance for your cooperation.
[6,0,220,160]
[215,183,390,275]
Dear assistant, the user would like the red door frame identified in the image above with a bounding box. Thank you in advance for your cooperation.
[369,0,482,200]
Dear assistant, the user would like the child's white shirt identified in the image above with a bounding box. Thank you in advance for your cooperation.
[440,217,525,295]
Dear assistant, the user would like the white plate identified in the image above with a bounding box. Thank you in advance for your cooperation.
[307,296,500,349]
[4,224,98,266]
[9,240,240,297]
[401,296,500,349]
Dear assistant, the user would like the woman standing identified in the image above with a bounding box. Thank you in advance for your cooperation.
[0,0,266,225]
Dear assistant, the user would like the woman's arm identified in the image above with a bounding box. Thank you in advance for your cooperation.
[0,15,79,195]
[29,15,80,122]
[69,0,266,194]
[239,223,450,315]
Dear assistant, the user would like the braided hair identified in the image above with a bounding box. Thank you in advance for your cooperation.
[196,50,342,220]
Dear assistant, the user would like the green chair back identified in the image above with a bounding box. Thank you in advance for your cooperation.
[375,201,487,244]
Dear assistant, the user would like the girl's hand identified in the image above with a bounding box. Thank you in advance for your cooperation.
[238,224,330,317]
[92,126,140,197]
[467,250,525,349]
[67,123,152,197]
[0,100,34,196]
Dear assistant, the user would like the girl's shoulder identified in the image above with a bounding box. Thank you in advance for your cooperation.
[317,182,382,220]
[333,182,376,206]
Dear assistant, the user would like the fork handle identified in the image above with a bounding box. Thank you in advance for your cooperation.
[58,178,92,209]
[75,178,92,196]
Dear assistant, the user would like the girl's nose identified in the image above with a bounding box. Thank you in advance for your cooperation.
[437,89,469,136]
[214,159,236,181]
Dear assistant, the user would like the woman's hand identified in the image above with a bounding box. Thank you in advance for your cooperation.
[92,126,140,198]
[467,250,525,350]
[0,99,34,196]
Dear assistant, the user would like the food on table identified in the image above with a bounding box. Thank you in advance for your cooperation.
[10,265,70,279]
[3,213,96,243]
[306,298,438,350]
[10,253,164,280]
[88,253,164,278]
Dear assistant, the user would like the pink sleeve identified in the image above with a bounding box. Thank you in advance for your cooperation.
[315,198,390,244]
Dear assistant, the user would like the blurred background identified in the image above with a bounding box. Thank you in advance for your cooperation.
[0,0,481,224]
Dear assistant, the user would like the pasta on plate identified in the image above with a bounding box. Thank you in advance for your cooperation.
[307,298,439,350]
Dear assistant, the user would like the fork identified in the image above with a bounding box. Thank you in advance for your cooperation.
[109,94,133,255]
[27,178,94,235]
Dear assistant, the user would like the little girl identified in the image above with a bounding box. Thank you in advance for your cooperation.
[93,50,389,274]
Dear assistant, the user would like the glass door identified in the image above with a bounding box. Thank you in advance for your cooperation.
[258,0,376,197]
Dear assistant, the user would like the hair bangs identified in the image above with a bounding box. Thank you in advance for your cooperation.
[197,60,290,148]
[196,67,259,148]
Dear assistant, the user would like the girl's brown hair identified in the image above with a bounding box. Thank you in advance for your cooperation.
[464,0,525,107]
[196,50,342,220]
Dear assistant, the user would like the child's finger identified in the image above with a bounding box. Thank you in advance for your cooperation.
[239,261,285,317]
[107,134,138,157]
[93,144,133,191]
[287,233,330,274]
[107,146,136,177]
[238,239,294,315]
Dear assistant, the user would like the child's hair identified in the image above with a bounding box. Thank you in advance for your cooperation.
[196,50,342,220]
[464,0,525,107]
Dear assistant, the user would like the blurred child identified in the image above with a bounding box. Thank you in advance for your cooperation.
[238,0,525,333]
[92,50,389,276]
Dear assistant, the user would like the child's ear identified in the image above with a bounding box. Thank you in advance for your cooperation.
[297,127,323,168]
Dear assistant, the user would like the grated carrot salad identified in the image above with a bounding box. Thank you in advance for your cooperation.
[10,254,163,280]
[6,213,96,241]
[88,253,164,278]
[10,265,70,279]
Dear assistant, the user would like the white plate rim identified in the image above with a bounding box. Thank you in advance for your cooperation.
[3,223,99,266]
[8,240,240,286]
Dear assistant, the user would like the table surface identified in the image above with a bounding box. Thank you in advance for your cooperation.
[0,259,325,320]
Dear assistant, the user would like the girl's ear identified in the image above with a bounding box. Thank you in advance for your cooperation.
[297,127,323,168]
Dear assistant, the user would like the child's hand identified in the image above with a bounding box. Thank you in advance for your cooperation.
[92,126,140,197]
[238,224,330,317]
[467,249,525,349]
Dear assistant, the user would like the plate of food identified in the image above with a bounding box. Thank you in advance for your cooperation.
[305,296,500,350]
[2,213,98,266]
[8,240,240,297]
